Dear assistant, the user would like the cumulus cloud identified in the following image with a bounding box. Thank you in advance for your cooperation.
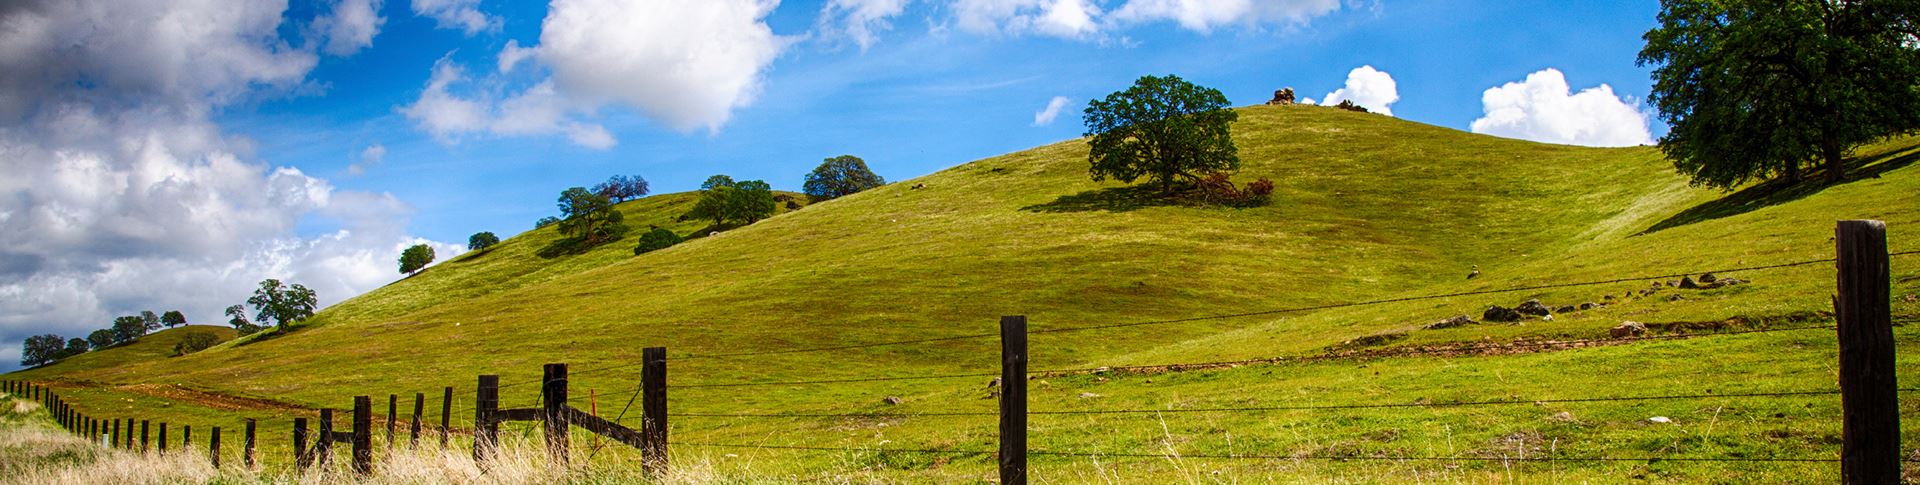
[0,1,458,371]
[1469,68,1654,147]
[347,144,385,176]
[1321,65,1399,116]
[402,0,785,143]
[315,0,386,56]
[409,0,497,35]
[1032,96,1072,126]
[953,0,1103,38]
[1109,0,1341,32]
[820,0,911,49]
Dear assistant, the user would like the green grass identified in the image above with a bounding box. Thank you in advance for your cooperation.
[7,104,1920,481]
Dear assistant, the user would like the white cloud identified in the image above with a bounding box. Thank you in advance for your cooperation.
[820,0,911,49]
[398,56,490,143]
[0,1,458,371]
[316,0,386,56]
[1109,0,1341,32]
[1321,65,1399,116]
[1469,68,1654,147]
[953,0,1103,38]
[1032,96,1072,126]
[347,144,385,176]
[537,0,787,134]
[497,40,535,74]
[400,60,618,149]
[409,0,497,35]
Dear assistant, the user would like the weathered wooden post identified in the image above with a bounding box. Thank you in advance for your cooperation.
[112,418,120,448]
[1837,220,1899,484]
[999,315,1028,485]
[183,425,191,450]
[473,375,499,466]
[210,426,221,468]
[140,420,150,453]
[386,393,397,451]
[244,418,257,469]
[641,347,668,475]
[543,363,570,466]
[159,422,169,453]
[316,409,334,469]
[440,386,453,449]
[410,392,424,449]
[293,417,310,469]
[353,396,373,475]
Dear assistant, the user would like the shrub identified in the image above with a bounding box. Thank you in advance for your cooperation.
[1334,100,1370,113]
[1189,172,1274,207]
[633,228,682,255]
[171,332,219,356]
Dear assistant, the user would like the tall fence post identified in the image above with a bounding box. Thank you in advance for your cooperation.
[386,393,397,451]
[542,363,570,467]
[440,386,453,449]
[1837,220,1899,484]
[184,425,191,450]
[999,315,1028,485]
[210,426,221,468]
[353,396,373,475]
[293,417,310,469]
[473,375,499,466]
[244,418,257,469]
[410,392,424,450]
[140,420,149,454]
[159,422,168,454]
[641,347,668,475]
[112,418,120,448]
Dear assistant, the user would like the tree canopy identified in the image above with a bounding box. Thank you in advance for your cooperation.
[161,310,186,328]
[87,329,114,350]
[803,155,886,202]
[556,187,628,245]
[468,232,500,251]
[1640,0,1920,188]
[633,227,683,255]
[1084,74,1241,194]
[141,310,161,331]
[248,278,318,329]
[225,304,262,335]
[20,334,62,366]
[685,176,776,226]
[593,174,651,202]
[111,315,147,343]
[399,244,436,275]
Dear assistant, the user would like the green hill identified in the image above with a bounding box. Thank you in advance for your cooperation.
[8,105,1919,481]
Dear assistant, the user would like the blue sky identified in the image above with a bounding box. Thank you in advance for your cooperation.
[0,0,1668,370]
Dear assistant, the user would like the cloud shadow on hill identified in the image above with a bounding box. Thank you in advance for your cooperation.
[1021,185,1185,213]
[1640,144,1920,235]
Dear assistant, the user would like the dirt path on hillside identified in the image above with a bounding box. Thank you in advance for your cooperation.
[80,382,315,412]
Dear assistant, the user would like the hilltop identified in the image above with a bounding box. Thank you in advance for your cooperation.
[8,104,1919,481]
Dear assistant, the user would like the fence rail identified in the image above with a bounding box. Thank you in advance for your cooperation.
[2,221,1912,483]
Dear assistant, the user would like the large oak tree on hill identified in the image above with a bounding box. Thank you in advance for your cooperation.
[399,244,436,275]
[556,187,628,245]
[1640,0,1920,188]
[248,278,318,330]
[803,155,886,202]
[1083,74,1241,195]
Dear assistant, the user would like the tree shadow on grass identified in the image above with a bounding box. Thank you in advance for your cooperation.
[1640,144,1920,235]
[1021,185,1185,213]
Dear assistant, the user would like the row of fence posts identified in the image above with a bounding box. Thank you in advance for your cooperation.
[0,380,255,468]
[0,221,1905,483]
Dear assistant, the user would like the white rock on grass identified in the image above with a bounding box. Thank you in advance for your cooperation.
[1648,416,1672,424]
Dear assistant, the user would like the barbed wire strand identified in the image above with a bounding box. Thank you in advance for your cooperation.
[670,442,1839,463]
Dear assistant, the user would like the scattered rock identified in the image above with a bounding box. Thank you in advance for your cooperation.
[1424,315,1477,330]
[1648,416,1673,424]
[1484,305,1524,322]
[1579,302,1600,311]
[1515,299,1553,316]
[1715,277,1746,286]
[1905,294,1918,303]
[1078,392,1102,399]
[1547,411,1576,423]
[1268,87,1297,105]
[882,396,903,405]
[1541,314,1554,322]
[911,183,926,190]
[1610,321,1648,338]
[1699,272,1718,283]
[1092,367,1112,374]
[1553,305,1578,314]
[1678,276,1700,289]
[1667,294,1686,302]
[1602,294,1616,301]
[987,377,1001,388]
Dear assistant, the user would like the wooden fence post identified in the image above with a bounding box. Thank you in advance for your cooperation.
[316,409,333,469]
[543,363,570,466]
[140,420,149,453]
[159,422,168,454]
[184,425,191,450]
[386,393,397,451]
[410,392,424,450]
[1837,220,1899,484]
[999,315,1028,485]
[353,395,373,475]
[210,426,221,468]
[245,418,257,469]
[473,375,499,466]
[112,418,120,448]
[440,386,453,449]
[293,417,310,469]
[641,347,668,475]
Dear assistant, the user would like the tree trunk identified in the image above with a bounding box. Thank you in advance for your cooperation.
[1824,138,1846,183]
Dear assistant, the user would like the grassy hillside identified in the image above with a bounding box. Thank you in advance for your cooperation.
[8,104,1919,481]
